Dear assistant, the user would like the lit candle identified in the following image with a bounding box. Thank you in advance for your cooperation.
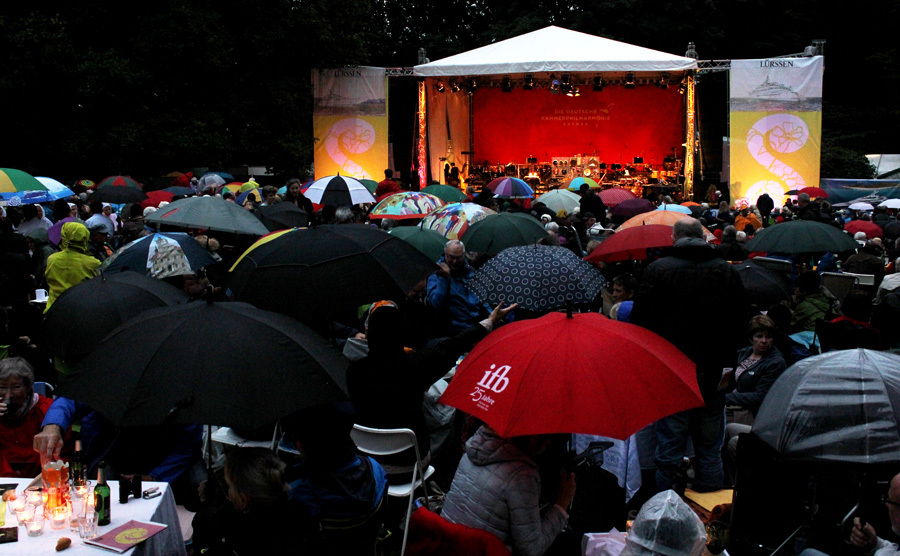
[51,507,68,530]
[26,517,44,536]
[10,497,25,512]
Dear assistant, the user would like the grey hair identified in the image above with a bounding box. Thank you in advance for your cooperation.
[445,239,465,251]
[224,448,287,510]
[334,206,355,224]
[0,357,35,392]
[673,218,703,240]
[798,193,811,203]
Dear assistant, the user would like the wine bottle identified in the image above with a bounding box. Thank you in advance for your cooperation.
[96,465,111,526]
[71,439,85,486]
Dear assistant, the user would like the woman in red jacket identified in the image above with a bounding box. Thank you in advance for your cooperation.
[0,357,54,477]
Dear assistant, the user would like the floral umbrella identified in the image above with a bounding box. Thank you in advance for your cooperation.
[420,202,496,239]
[369,191,445,220]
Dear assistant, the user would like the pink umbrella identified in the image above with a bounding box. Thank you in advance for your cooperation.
[599,188,637,207]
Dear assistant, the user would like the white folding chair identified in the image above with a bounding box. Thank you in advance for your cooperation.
[33,381,54,398]
[351,425,435,556]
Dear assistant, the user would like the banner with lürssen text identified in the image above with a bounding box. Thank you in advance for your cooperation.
[729,57,823,208]
[312,67,388,181]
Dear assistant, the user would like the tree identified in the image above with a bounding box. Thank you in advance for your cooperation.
[820,140,876,179]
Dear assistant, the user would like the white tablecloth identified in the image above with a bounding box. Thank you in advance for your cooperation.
[0,478,185,556]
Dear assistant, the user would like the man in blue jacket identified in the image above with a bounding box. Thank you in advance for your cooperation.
[426,239,491,335]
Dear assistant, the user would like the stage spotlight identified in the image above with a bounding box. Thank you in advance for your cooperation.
[549,74,560,94]
[561,74,571,86]
[466,78,478,95]
[435,81,446,93]
[450,81,460,93]
[657,76,668,89]
[592,76,604,92]
[523,74,534,90]
[501,76,512,93]
[678,80,687,94]
[625,72,635,89]
[568,87,581,97]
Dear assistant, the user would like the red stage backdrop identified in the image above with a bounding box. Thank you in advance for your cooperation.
[473,87,685,165]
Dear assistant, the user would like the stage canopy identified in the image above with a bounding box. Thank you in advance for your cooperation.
[411,27,697,187]
[413,26,698,76]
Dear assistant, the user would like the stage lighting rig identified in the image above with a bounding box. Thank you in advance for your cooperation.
[501,76,512,92]
[625,73,635,89]
[435,81,446,93]
[549,74,560,94]
[450,81,460,93]
[466,78,478,95]
[592,76,604,91]
[523,74,534,90]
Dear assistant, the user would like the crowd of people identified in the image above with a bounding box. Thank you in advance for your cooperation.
[2,175,900,555]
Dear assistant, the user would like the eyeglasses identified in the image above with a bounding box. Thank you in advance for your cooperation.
[882,495,900,508]
[0,384,26,394]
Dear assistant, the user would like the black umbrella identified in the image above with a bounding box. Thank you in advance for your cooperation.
[256,203,310,231]
[101,232,216,279]
[461,212,547,255]
[744,220,858,254]
[466,244,607,312]
[145,196,269,235]
[43,271,188,366]
[753,349,900,464]
[229,224,438,320]
[734,259,792,308]
[57,301,349,429]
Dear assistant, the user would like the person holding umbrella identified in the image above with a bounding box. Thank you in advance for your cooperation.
[426,239,493,336]
[799,472,900,556]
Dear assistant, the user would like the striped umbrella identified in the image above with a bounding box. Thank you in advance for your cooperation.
[305,174,376,206]
[598,188,636,207]
[94,175,147,203]
[369,192,445,220]
[0,168,48,204]
[487,177,534,199]
[564,176,601,191]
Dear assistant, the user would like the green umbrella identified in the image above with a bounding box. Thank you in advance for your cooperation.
[359,179,378,194]
[388,226,448,262]
[145,195,269,235]
[0,168,47,203]
[744,220,858,254]
[421,183,468,203]
[460,212,548,255]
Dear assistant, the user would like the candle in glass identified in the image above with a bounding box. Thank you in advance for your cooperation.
[25,486,41,506]
[25,514,44,537]
[50,506,67,530]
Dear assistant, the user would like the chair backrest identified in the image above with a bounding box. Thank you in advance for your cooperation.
[33,381,54,398]
[351,425,418,459]
[843,272,876,287]
[821,272,859,303]
[752,256,792,273]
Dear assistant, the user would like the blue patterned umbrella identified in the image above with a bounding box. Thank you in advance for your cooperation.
[467,244,607,312]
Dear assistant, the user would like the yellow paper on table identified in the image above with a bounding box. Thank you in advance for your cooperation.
[684,489,734,511]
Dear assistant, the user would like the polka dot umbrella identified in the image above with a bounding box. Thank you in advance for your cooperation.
[466,244,607,312]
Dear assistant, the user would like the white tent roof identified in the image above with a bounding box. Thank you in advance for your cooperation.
[414,26,698,76]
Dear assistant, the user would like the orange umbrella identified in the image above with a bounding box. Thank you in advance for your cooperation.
[618,211,715,242]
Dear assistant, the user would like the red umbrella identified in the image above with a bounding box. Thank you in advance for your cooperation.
[844,220,883,239]
[140,190,175,209]
[439,311,702,439]
[799,186,828,199]
[584,224,673,263]
[598,188,637,207]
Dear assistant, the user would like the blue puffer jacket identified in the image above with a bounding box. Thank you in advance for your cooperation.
[426,256,491,332]
[441,427,567,556]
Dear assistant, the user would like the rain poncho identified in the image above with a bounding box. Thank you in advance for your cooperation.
[44,222,100,311]
[621,490,707,556]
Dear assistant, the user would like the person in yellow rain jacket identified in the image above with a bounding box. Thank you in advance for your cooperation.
[44,222,99,312]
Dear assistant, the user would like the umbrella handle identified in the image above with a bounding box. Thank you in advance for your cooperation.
[841,501,864,544]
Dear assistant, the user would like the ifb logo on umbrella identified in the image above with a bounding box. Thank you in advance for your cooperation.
[470,363,511,411]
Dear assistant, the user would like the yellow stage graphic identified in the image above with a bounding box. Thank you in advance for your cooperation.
[313,115,388,180]
[730,111,821,207]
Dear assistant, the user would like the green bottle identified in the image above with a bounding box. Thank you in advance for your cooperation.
[96,465,111,526]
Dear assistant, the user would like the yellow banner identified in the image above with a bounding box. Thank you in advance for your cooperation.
[313,115,389,181]
[729,111,821,207]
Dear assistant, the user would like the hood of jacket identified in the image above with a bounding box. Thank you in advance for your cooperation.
[465,426,536,468]
[671,236,719,262]
[59,221,91,254]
